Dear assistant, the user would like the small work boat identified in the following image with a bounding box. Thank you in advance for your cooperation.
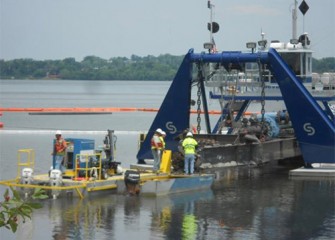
[0,130,214,199]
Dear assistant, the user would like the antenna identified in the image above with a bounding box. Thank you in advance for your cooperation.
[292,0,298,40]
[204,1,219,53]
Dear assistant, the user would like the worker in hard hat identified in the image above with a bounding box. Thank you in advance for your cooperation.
[160,131,166,150]
[182,132,198,175]
[52,130,67,172]
[151,128,163,173]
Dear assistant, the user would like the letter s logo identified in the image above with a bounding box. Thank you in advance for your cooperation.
[303,123,315,136]
[166,121,177,134]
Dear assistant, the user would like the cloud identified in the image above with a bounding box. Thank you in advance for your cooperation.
[228,4,282,16]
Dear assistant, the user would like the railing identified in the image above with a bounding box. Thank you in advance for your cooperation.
[17,149,35,179]
[74,153,103,180]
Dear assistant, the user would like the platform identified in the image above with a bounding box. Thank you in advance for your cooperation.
[289,164,335,179]
[130,163,153,171]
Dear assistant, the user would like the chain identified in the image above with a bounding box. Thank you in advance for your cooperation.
[196,63,202,133]
[259,61,266,134]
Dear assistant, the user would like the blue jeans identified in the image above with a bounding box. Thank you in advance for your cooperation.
[54,155,65,172]
[152,149,161,172]
[184,154,195,174]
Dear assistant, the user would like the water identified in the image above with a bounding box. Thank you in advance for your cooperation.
[0,79,334,240]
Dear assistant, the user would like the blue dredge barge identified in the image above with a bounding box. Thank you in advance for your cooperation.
[136,48,334,173]
[137,1,334,174]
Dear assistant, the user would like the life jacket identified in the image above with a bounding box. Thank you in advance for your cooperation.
[151,134,163,149]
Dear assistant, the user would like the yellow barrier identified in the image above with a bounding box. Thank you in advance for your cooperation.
[160,150,172,174]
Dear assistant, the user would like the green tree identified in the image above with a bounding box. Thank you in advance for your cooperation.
[1,55,332,80]
[0,187,48,233]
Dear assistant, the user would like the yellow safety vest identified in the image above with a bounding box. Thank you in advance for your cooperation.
[182,137,198,154]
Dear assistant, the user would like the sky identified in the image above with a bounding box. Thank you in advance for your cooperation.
[0,0,334,61]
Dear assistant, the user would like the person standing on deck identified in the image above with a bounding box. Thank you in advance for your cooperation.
[151,128,163,173]
[52,130,67,172]
[160,130,166,151]
[182,132,198,175]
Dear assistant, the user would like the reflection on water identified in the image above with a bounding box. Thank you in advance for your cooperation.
[181,201,197,240]
[48,195,119,240]
[18,190,214,240]
[15,178,332,240]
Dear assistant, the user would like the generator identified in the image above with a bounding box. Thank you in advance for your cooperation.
[62,138,95,178]
[58,130,122,179]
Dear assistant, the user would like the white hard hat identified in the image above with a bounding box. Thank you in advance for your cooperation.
[156,128,164,134]
[186,132,193,137]
[161,131,166,136]
[55,130,62,135]
[117,165,123,174]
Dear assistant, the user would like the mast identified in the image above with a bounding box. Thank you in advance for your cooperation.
[208,1,213,45]
[292,0,298,40]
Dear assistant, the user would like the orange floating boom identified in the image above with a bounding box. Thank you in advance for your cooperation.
[0,107,257,115]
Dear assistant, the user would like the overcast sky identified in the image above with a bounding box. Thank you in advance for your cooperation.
[1,0,334,60]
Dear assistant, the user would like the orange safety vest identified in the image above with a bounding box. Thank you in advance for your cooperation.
[55,138,67,155]
[151,134,163,149]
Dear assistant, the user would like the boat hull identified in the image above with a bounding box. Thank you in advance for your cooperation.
[139,174,214,197]
[1,172,214,199]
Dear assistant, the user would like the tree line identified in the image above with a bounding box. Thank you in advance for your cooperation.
[0,54,184,81]
[0,55,334,80]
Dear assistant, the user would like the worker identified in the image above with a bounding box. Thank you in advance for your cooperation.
[52,130,67,172]
[160,131,166,151]
[182,132,198,175]
[151,128,163,173]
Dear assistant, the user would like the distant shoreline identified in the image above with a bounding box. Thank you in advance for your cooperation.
[1,55,334,80]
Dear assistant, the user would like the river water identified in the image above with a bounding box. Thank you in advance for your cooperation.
[0,79,334,240]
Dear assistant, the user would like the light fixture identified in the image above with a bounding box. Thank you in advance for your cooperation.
[204,42,214,50]
[246,42,257,49]
[290,39,299,44]
[246,42,256,53]
[258,40,267,48]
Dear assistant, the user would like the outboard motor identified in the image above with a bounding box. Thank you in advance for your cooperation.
[124,170,140,195]
[49,169,62,199]
[21,168,34,184]
[21,168,34,198]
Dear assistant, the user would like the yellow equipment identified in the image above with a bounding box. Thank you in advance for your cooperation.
[160,150,172,174]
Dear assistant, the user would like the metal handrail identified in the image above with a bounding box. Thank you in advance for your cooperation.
[74,153,102,180]
[17,149,35,179]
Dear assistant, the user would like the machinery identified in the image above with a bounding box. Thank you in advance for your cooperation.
[60,129,122,179]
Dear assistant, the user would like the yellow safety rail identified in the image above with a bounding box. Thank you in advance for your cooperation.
[0,179,87,199]
[17,149,35,179]
[74,153,102,180]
